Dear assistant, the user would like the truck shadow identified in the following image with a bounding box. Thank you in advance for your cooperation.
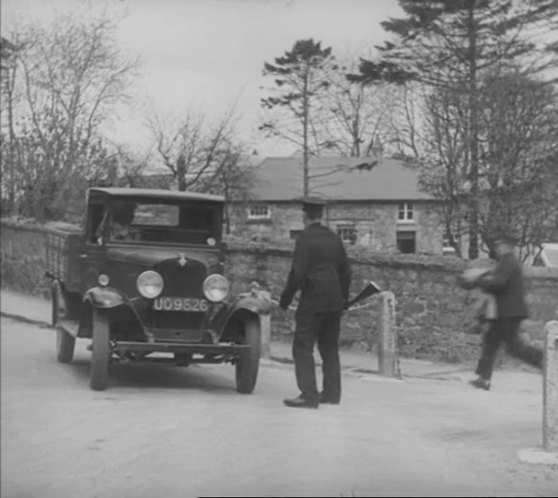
[69,351,237,392]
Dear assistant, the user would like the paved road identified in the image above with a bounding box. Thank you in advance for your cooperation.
[1,317,557,497]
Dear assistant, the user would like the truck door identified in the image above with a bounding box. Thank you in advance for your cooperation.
[80,201,107,293]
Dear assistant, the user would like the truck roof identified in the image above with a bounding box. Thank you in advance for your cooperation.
[88,188,225,203]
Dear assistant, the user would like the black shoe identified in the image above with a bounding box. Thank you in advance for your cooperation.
[283,394,318,409]
[469,377,491,391]
[319,392,340,405]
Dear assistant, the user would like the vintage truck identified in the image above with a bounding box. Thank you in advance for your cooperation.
[45,187,271,392]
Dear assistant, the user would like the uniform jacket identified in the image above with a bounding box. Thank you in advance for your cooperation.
[279,223,351,313]
[478,252,528,319]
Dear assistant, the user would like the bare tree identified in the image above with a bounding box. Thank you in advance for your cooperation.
[107,145,171,189]
[418,81,470,257]
[319,54,398,157]
[195,145,257,234]
[2,10,138,220]
[0,36,23,213]
[147,106,239,192]
[351,0,558,258]
[476,69,558,259]
[416,68,558,259]
[381,83,428,160]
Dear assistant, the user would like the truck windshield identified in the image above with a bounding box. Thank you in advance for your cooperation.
[108,199,222,246]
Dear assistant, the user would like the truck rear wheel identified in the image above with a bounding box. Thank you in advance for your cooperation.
[90,310,110,391]
[53,285,75,364]
[235,318,261,394]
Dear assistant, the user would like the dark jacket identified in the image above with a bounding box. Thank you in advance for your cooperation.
[478,252,528,319]
[279,223,351,313]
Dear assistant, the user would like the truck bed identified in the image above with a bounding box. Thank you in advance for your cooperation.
[46,225,83,292]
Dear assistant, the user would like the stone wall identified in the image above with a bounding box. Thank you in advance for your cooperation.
[1,220,52,298]
[226,243,558,362]
[2,219,557,363]
[229,200,445,255]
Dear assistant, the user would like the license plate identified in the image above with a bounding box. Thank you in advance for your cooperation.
[153,297,209,312]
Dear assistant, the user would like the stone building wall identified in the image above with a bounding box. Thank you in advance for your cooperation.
[3,218,557,363]
[229,200,445,255]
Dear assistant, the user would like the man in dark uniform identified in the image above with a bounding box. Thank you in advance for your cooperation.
[279,197,351,408]
[470,234,543,391]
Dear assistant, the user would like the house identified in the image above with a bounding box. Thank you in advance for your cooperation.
[533,243,558,268]
[229,156,449,255]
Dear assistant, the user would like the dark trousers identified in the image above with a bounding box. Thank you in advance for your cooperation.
[475,318,543,380]
[292,310,342,404]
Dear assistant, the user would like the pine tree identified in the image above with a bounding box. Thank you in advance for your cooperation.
[260,39,336,197]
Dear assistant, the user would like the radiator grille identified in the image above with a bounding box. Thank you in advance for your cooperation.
[156,262,207,298]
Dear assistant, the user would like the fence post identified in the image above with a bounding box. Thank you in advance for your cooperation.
[543,320,558,453]
[378,291,400,378]
[517,320,558,465]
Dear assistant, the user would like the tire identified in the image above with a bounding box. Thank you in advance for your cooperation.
[90,309,111,391]
[235,318,261,394]
[53,285,75,364]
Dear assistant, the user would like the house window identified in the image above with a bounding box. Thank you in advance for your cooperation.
[398,202,414,223]
[248,204,270,220]
[396,230,416,254]
[337,224,357,245]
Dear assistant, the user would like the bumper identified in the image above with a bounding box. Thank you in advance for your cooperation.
[113,341,250,356]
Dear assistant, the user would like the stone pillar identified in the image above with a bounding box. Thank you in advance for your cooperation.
[378,291,400,378]
[543,320,558,453]
[248,283,272,360]
[260,313,271,360]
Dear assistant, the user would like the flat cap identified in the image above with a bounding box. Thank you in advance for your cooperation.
[301,196,326,211]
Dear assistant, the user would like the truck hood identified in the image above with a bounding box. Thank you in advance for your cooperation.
[105,246,219,268]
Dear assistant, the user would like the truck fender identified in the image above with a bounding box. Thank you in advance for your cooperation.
[218,291,272,341]
[229,290,273,317]
[80,289,152,341]
[84,286,126,309]
[51,280,67,325]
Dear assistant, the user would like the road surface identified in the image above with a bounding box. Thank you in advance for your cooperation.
[1,317,557,497]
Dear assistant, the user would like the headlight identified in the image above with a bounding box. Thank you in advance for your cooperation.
[137,271,164,299]
[203,274,230,302]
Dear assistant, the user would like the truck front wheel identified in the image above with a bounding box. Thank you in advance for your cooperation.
[53,285,75,364]
[235,318,261,394]
[90,310,110,391]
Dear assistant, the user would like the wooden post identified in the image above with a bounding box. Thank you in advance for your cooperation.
[378,291,400,378]
[543,320,558,453]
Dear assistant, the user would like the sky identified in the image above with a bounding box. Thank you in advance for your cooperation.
[1,0,403,160]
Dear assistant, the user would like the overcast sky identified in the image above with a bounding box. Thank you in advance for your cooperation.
[1,0,403,158]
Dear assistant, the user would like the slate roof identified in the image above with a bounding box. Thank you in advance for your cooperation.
[88,188,224,203]
[246,156,433,202]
